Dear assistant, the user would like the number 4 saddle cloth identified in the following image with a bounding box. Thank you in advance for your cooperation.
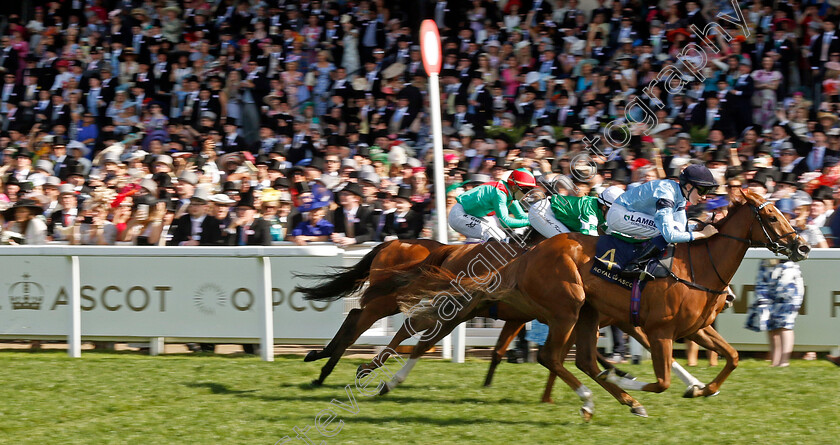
[591,235,675,290]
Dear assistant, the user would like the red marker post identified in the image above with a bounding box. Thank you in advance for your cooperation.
[420,19,464,362]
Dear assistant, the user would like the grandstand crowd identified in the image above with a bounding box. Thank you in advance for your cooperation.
[0,0,839,246]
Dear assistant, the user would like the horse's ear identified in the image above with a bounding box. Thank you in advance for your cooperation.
[730,187,747,205]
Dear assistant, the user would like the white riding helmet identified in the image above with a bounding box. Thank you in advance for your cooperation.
[597,186,624,208]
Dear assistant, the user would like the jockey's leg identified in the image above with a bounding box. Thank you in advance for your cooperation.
[619,235,668,280]
[483,216,507,242]
[528,198,571,239]
[448,203,491,241]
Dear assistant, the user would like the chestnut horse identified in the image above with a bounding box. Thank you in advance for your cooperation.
[294,239,442,386]
[384,189,810,419]
[296,231,645,393]
[295,233,543,386]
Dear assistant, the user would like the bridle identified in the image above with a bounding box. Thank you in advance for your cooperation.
[714,201,799,257]
[680,200,799,295]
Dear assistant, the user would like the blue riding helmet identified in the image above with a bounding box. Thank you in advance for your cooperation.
[679,164,718,196]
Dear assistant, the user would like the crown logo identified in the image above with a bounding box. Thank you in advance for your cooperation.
[9,273,44,310]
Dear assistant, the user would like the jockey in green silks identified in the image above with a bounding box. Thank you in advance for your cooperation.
[448,168,537,241]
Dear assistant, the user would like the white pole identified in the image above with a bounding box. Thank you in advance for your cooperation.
[428,72,465,363]
[260,256,275,362]
[429,72,447,246]
[428,72,455,360]
[68,256,81,358]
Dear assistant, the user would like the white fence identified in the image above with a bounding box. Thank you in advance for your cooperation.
[1,245,838,361]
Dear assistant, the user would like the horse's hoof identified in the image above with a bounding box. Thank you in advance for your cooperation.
[705,390,720,398]
[303,350,320,362]
[682,384,702,398]
[541,397,553,404]
[630,405,648,417]
[622,373,636,381]
[580,407,593,422]
[310,379,323,387]
[379,384,390,396]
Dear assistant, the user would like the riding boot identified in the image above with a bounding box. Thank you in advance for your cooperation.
[620,236,668,281]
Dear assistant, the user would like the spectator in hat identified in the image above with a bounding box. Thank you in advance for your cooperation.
[168,191,223,246]
[2,199,47,245]
[47,184,80,241]
[382,187,424,241]
[330,182,375,246]
[221,118,247,153]
[224,194,272,246]
[290,199,334,245]
[789,191,829,248]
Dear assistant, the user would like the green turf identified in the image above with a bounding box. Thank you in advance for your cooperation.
[0,351,838,444]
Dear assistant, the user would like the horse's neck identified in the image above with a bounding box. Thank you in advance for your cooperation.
[699,205,754,287]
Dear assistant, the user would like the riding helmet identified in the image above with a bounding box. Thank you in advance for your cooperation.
[679,164,718,195]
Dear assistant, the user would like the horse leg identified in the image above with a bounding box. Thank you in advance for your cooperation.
[357,317,434,376]
[611,322,704,391]
[311,299,397,386]
[305,308,362,362]
[541,371,557,404]
[575,305,646,418]
[540,312,603,422]
[379,315,469,395]
[683,326,739,398]
[484,320,525,387]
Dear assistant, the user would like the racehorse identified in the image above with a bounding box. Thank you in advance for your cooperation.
[294,239,442,386]
[294,230,554,386]
[354,238,708,404]
[384,189,810,418]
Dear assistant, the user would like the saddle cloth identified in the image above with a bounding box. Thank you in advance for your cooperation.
[591,235,675,290]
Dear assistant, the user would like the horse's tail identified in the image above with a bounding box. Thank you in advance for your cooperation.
[294,242,390,302]
[395,262,517,323]
[359,244,462,304]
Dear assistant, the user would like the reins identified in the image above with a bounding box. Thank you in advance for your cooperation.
[669,200,795,295]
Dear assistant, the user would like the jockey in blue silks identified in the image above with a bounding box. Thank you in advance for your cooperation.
[605,164,720,280]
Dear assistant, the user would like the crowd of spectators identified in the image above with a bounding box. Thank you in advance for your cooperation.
[1,0,840,247]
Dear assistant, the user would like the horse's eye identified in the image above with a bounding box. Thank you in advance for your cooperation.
[769,216,778,222]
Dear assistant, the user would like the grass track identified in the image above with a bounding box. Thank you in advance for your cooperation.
[0,351,838,444]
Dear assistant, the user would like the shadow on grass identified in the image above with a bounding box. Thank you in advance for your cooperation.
[180,380,540,406]
[345,415,575,427]
[183,382,258,395]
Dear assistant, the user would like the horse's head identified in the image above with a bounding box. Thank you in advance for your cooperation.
[729,188,811,262]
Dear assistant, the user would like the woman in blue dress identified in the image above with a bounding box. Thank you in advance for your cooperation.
[312,50,335,117]
[745,198,805,368]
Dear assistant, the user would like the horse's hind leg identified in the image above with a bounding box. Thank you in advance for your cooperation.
[379,314,472,395]
[575,304,646,418]
[357,316,435,376]
[484,320,525,387]
[305,308,362,362]
[311,298,397,386]
[683,325,739,398]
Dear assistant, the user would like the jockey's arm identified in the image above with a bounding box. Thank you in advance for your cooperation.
[653,199,693,243]
[509,199,528,220]
[494,189,530,229]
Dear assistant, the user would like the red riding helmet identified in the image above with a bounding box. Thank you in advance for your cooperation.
[507,168,537,189]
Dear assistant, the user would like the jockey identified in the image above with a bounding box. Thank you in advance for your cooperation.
[448,168,537,241]
[606,164,720,279]
[529,184,625,238]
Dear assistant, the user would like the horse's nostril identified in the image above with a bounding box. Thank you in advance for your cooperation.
[798,245,811,255]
